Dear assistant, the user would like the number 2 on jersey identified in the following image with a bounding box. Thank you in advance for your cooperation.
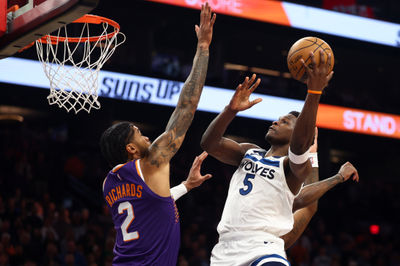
[239,173,255,195]
[118,201,139,241]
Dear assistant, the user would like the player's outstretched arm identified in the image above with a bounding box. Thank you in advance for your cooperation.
[286,50,334,194]
[292,161,359,212]
[140,4,215,193]
[282,162,359,250]
[170,152,212,201]
[148,3,215,165]
[201,74,262,166]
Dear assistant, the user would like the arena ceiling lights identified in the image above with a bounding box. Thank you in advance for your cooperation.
[147,0,400,48]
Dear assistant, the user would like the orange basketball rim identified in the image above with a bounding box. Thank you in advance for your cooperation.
[37,14,121,44]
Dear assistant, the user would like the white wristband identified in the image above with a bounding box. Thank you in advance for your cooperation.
[288,147,310,164]
[170,183,188,201]
[308,152,318,168]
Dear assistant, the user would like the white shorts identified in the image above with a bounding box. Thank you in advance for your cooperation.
[210,233,290,266]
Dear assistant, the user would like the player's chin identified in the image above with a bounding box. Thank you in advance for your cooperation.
[265,131,274,142]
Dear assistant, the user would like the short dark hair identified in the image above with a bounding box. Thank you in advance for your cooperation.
[289,111,300,118]
[100,122,135,167]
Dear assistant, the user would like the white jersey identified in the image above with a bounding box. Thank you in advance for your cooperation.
[217,148,297,240]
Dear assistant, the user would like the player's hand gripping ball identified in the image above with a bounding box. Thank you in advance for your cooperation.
[287,37,334,83]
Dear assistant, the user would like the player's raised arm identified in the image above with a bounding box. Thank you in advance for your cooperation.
[200,74,262,166]
[285,50,334,194]
[281,130,319,249]
[140,4,215,182]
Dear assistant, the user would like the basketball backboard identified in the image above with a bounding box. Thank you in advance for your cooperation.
[0,0,98,59]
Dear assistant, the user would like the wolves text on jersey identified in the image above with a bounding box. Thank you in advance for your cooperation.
[239,159,276,179]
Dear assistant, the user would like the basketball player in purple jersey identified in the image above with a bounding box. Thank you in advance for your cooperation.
[99,3,216,265]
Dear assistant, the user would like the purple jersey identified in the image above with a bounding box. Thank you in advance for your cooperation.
[103,159,180,265]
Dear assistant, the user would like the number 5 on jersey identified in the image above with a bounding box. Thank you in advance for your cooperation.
[239,173,255,195]
[118,201,139,241]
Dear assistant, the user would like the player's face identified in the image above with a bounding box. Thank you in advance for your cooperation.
[265,114,297,145]
[130,126,151,156]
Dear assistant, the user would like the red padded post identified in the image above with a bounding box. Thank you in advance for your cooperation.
[0,0,6,38]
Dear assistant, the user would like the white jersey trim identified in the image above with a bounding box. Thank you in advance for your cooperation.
[102,177,107,192]
[111,164,124,172]
[219,230,283,244]
[135,159,145,182]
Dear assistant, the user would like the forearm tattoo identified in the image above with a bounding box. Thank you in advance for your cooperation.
[151,49,209,167]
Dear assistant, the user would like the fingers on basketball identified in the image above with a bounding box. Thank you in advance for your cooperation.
[327,53,332,70]
[301,58,312,74]
[287,37,334,82]
[310,52,317,70]
[327,71,334,82]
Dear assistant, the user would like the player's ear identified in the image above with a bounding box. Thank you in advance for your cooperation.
[126,143,138,156]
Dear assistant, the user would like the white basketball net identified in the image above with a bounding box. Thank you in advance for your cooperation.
[35,17,126,113]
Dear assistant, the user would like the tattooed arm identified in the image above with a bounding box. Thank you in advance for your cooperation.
[292,162,359,212]
[140,3,216,197]
[282,162,359,249]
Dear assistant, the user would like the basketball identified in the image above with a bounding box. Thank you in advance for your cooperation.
[287,37,334,83]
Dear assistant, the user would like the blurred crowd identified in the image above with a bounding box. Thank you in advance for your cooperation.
[0,114,399,266]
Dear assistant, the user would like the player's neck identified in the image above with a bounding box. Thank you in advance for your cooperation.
[266,144,289,157]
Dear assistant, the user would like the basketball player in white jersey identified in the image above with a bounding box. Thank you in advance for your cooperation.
[178,145,358,252]
[201,51,335,266]
[178,136,359,253]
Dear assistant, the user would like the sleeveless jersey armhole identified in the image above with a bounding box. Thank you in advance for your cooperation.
[281,156,301,198]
